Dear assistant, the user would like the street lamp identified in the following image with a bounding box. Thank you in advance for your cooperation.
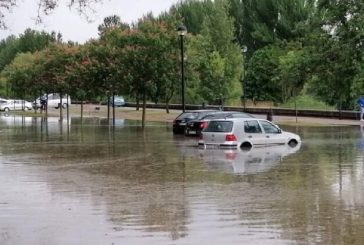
[241,45,248,110]
[177,24,187,112]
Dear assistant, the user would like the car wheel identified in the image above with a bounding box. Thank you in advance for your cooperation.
[240,142,252,150]
[288,139,298,147]
[4,107,9,112]
[62,103,68,109]
[184,128,190,136]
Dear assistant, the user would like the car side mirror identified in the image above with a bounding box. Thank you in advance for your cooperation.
[277,128,282,134]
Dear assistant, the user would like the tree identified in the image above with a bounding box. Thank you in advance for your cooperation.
[98,15,130,37]
[0,29,54,73]
[273,43,308,103]
[172,0,214,35]
[305,0,364,109]
[0,0,103,28]
[1,52,38,100]
[189,0,243,106]
[228,0,315,56]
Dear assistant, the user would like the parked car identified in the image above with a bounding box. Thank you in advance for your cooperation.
[0,99,33,112]
[198,118,301,149]
[0,97,9,103]
[173,110,218,134]
[108,96,126,107]
[185,111,255,136]
[33,93,71,109]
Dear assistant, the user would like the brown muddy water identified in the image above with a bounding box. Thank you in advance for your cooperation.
[1,114,364,245]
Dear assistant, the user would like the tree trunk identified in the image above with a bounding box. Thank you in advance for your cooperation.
[142,91,146,129]
[66,94,69,122]
[165,102,170,114]
[136,93,140,111]
[107,95,110,120]
[112,94,116,126]
[81,101,84,123]
[59,92,63,120]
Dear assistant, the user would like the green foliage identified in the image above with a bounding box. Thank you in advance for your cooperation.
[280,95,335,110]
[228,0,315,56]
[1,52,37,99]
[188,0,243,105]
[245,45,282,102]
[98,15,130,37]
[0,29,54,72]
[304,0,364,109]
[173,0,214,34]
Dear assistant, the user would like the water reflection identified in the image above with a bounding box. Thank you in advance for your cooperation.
[198,143,301,175]
[1,115,364,244]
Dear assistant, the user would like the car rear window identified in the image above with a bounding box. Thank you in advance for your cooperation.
[176,112,198,120]
[229,112,254,118]
[204,121,233,132]
[176,111,216,120]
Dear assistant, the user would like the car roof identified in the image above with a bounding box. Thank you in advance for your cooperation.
[176,110,218,117]
[185,109,217,113]
[208,117,263,122]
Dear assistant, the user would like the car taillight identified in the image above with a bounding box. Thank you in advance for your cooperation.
[200,121,208,129]
[225,134,237,141]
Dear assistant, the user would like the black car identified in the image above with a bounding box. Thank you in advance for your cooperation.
[172,110,218,134]
[185,111,254,136]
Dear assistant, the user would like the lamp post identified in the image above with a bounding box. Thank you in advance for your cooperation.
[177,24,187,112]
[241,45,248,110]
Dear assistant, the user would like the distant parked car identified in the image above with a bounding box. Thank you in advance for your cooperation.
[108,96,126,107]
[33,93,71,109]
[185,111,255,136]
[0,99,33,112]
[198,118,301,149]
[173,110,218,134]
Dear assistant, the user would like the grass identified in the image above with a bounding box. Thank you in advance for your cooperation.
[279,95,335,110]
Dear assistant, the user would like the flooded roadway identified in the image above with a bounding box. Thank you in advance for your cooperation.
[1,115,364,244]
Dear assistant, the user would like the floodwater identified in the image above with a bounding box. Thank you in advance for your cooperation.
[1,114,364,245]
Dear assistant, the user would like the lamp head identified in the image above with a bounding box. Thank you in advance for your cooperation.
[177,25,187,36]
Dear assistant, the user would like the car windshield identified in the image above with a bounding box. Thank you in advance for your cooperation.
[204,121,233,132]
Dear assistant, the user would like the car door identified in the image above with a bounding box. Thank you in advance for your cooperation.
[259,120,286,145]
[14,100,22,110]
[242,120,266,146]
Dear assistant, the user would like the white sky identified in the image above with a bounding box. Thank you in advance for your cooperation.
[0,0,179,43]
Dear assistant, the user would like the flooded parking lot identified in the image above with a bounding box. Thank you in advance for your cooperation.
[1,114,364,244]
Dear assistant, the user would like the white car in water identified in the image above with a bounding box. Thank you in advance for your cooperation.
[33,93,71,109]
[198,118,301,149]
[0,99,33,112]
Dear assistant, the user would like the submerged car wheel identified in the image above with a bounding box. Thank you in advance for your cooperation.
[62,103,68,109]
[4,107,9,112]
[288,139,298,147]
[240,142,252,150]
[184,128,190,136]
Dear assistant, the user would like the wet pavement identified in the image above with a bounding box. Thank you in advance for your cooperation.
[1,115,364,244]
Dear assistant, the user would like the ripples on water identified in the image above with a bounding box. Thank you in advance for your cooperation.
[1,115,364,244]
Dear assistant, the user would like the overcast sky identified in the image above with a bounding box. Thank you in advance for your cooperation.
[0,0,179,43]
